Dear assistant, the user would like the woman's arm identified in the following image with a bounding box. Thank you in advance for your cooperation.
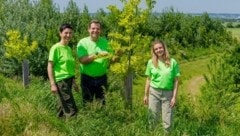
[143,77,150,105]
[47,61,57,93]
[170,77,179,107]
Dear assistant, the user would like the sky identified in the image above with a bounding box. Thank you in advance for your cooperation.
[52,0,240,14]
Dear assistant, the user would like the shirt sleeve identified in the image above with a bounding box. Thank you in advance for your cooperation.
[77,40,88,58]
[173,59,180,77]
[145,60,151,76]
[48,46,57,62]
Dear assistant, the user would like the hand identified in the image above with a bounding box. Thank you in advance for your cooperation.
[170,97,176,108]
[51,84,58,94]
[94,51,110,59]
[96,51,109,58]
[143,95,148,105]
[98,51,109,57]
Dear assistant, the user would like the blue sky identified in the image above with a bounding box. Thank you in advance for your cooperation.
[53,0,240,14]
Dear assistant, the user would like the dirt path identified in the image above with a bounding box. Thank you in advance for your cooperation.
[187,75,205,100]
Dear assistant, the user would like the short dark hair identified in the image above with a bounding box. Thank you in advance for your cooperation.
[59,23,73,32]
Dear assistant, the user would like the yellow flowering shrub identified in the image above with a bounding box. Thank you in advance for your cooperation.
[4,30,38,62]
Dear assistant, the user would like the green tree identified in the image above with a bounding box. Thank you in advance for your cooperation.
[226,22,234,28]
[4,30,38,63]
[0,0,61,78]
[4,30,38,86]
[107,0,155,107]
[196,42,240,135]
[78,5,91,37]
[61,0,81,44]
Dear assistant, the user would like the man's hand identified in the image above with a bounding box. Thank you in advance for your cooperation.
[98,51,109,57]
[95,51,111,59]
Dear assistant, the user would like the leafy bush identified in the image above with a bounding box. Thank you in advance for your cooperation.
[196,42,240,136]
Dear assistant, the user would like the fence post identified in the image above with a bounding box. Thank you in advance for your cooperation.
[124,71,133,109]
[22,59,29,87]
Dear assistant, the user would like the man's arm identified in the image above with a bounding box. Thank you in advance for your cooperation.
[79,54,96,64]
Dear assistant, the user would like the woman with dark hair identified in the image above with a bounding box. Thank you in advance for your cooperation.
[143,40,180,133]
[47,23,78,118]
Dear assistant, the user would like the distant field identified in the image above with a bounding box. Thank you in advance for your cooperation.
[227,28,240,41]
[222,21,240,27]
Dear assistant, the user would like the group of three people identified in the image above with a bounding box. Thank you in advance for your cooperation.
[47,19,180,132]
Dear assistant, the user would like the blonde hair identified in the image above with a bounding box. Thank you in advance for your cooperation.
[151,40,170,68]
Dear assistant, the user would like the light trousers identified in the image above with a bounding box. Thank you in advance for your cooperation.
[148,87,173,131]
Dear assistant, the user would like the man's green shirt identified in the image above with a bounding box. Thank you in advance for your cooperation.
[77,37,112,77]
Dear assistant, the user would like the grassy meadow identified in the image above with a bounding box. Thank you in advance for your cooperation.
[0,52,215,136]
[227,28,240,41]
[1,30,238,135]
[0,20,239,136]
[1,1,240,135]
[2,35,239,135]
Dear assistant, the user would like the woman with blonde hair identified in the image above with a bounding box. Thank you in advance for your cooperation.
[143,39,180,133]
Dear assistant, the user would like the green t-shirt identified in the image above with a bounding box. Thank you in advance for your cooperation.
[145,58,180,90]
[77,36,112,77]
[48,43,75,82]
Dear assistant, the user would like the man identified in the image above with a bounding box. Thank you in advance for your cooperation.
[77,20,112,106]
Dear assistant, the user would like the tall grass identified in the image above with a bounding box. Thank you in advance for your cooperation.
[0,75,65,136]
[0,74,166,136]
[0,73,197,136]
[1,49,240,136]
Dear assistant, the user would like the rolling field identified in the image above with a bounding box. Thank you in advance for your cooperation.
[227,28,240,41]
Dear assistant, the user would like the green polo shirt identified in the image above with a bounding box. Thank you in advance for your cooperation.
[145,58,180,90]
[77,37,112,77]
[48,43,75,82]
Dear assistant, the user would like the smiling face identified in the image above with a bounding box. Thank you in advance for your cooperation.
[88,22,101,41]
[153,43,165,57]
[59,28,73,44]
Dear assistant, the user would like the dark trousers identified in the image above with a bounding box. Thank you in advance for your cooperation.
[81,74,107,105]
[56,77,78,118]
